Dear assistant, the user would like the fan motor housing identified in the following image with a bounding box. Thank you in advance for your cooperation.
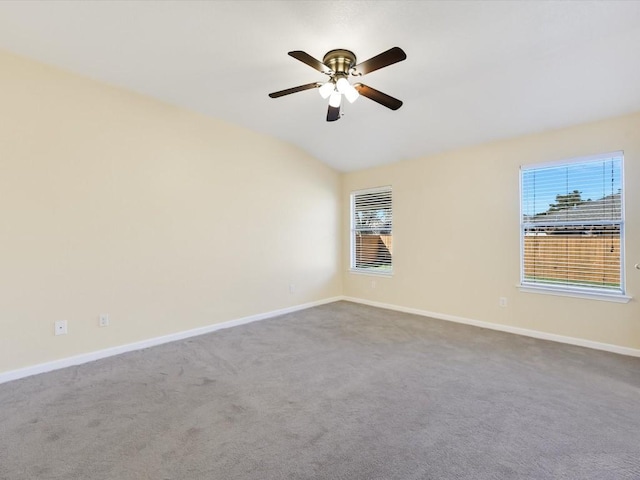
[322,49,356,74]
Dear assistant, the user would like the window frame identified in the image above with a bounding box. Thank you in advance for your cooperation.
[350,186,393,276]
[518,152,630,303]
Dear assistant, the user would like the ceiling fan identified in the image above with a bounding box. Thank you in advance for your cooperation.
[268,47,407,122]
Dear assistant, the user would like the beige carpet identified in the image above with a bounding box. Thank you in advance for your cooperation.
[1,301,639,479]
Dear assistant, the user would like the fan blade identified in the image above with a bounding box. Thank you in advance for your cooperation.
[288,51,332,74]
[354,84,403,110]
[327,104,340,122]
[352,47,406,76]
[269,82,321,98]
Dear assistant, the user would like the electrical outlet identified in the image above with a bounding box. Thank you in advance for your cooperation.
[54,320,68,336]
[99,314,109,327]
[499,297,507,308]
[289,284,295,294]
[371,280,376,289]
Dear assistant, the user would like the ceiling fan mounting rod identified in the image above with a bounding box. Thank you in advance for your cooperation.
[322,49,356,75]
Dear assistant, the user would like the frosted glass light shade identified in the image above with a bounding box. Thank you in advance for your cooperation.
[336,77,359,103]
[329,91,342,107]
[318,82,334,99]
[343,85,359,103]
[336,77,349,94]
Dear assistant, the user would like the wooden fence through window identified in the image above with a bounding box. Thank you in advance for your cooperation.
[523,235,620,286]
[355,234,393,267]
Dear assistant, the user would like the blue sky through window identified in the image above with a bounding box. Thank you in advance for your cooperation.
[522,156,622,217]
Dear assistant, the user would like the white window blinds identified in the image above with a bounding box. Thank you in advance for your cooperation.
[351,187,393,273]
[520,152,624,294]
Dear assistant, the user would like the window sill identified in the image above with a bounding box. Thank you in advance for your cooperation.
[349,268,393,277]
[517,284,631,303]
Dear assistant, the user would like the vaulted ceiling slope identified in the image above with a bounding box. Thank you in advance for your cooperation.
[1,1,640,172]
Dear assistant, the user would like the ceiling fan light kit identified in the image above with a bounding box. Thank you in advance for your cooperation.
[269,47,406,122]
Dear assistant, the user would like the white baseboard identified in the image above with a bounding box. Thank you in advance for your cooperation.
[342,296,640,358]
[0,296,343,385]
[4,295,637,385]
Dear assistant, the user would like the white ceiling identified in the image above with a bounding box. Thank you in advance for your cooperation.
[1,1,640,172]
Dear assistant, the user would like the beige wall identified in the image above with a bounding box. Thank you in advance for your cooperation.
[2,49,639,376]
[0,51,342,373]
[343,112,640,350]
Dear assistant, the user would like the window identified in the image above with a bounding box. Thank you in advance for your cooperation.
[520,152,625,299]
[350,186,393,274]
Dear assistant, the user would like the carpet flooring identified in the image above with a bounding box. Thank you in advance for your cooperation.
[1,301,639,479]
